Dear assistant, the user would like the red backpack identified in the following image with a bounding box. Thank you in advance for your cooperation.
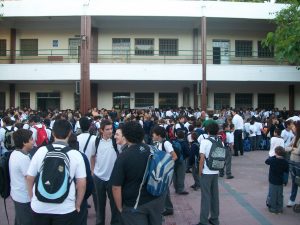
[34,125,49,147]
[217,131,227,143]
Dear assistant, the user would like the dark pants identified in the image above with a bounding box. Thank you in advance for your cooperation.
[269,183,283,212]
[93,175,120,225]
[234,130,243,156]
[199,174,219,225]
[121,195,164,225]
[74,200,88,225]
[32,210,77,225]
[164,187,173,211]
[219,147,232,177]
[256,135,262,150]
[13,201,33,225]
[290,165,299,202]
[192,164,201,188]
[173,160,186,193]
[249,136,256,151]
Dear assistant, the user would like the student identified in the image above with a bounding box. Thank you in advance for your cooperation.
[265,146,289,214]
[189,132,200,191]
[269,128,284,157]
[152,125,177,216]
[27,119,86,225]
[9,129,34,225]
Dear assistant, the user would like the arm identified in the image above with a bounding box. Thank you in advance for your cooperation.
[112,185,122,212]
[90,155,96,176]
[171,151,177,161]
[26,175,35,199]
[75,178,86,212]
[198,153,205,176]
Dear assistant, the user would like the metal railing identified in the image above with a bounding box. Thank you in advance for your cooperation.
[0,49,283,65]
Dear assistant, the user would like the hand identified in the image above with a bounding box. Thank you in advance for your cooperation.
[76,205,81,213]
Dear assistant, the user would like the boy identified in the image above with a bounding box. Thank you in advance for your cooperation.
[9,129,34,225]
[265,146,289,214]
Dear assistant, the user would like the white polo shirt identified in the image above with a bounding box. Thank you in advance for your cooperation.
[9,150,31,203]
[91,138,117,181]
[199,137,219,175]
[77,133,96,165]
[232,114,244,130]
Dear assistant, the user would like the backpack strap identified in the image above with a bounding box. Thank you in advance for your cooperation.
[95,136,119,156]
[83,134,92,153]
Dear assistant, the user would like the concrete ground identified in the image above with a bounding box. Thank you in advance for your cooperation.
[1,150,300,225]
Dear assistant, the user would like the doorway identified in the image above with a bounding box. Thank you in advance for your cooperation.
[212,40,230,64]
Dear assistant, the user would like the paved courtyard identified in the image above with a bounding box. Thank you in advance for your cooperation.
[1,150,300,225]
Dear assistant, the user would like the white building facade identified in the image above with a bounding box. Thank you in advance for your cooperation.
[0,0,299,112]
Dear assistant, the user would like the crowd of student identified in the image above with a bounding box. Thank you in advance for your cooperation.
[0,105,299,225]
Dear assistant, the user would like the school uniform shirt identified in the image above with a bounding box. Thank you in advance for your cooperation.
[232,114,244,130]
[77,133,96,165]
[226,132,234,144]
[27,143,86,214]
[9,150,31,203]
[249,124,257,137]
[269,137,284,157]
[157,140,174,155]
[254,122,263,136]
[199,136,219,175]
[281,129,294,147]
[197,133,209,144]
[91,138,117,181]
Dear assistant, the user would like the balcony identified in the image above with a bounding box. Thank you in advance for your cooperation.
[0,49,286,65]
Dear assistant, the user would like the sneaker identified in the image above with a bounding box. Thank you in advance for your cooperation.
[226,175,234,179]
[177,191,189,195]
[287,200,295,207]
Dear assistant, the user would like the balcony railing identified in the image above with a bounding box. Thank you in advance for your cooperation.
[0,49,284,65]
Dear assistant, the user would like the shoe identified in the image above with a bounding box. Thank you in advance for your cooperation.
[177,191,189,195]
[186,169,192,173]
[287,200,295,207]
[162,209,174,216]
[190,184,196,188]
[233,154,239,156]
[87,204,91,208]
[219,174,224,178]
[226,175,234,179]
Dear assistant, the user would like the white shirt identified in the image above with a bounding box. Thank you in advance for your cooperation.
[91,138,117,181]
[232,114,244,130]
[199,137,219,175]
[281,129,294,147]
[249,124,257,137]
[77,133,96,165]
[27,144,86,214]
[157,140,174,155]
[244,122,250,134]
[269,137,284,157]
[9,150,31,203]
[226,132,234,144]
[197,133,209,144]
[254,122,263,135]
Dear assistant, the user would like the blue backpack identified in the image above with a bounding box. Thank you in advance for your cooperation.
[134,145,174,209]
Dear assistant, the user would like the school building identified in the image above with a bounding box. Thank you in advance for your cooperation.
[0,0,299,113]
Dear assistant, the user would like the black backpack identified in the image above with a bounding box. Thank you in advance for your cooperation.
[35,145,72,203]
[95,136,119,156]
[0,150,14,224]
[205,137,227,171]
[4,127,15,150]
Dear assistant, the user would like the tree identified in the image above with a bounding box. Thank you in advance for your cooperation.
[263,0,300,69]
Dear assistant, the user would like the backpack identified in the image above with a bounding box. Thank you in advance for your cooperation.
[33,125,49,147]
[35,145,72,203]
[134,145,174,209]
[205,137,227,171]
[162,140,184,161]
[0,150,14,225]
[89,122,98,136]
[4,127,15,150]
[166,125,176,141]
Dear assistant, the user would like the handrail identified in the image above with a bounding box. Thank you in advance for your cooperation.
[0,49,284,65]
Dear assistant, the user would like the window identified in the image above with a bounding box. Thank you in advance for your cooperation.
[19,92,30,109]
[135,93,154,108]
[258,94,275,110]
[0,92,5,111]
[135,38,154,56]
[235,40,252,57]
[113,92,130,110]
[159,93,178,109]
[159,39,178,56]
[36,92,60,111]
[20,39,38,56]
[0,39,6,56]
[258,41,274,58]
[214,93,230,110]
[112,38,130,55]
[69,38,81,58]
[235,93,253,109]
[74,93,80,111]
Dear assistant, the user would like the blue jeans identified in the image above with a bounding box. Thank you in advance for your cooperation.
[290,165,298,202]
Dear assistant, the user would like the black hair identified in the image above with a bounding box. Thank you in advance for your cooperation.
[68,132,79,150]
[177,130,185,139]
[52,119,72,139]
[29,115,41,123]
[43,118,51,127]
[152,125,166,138]
[79,117,92,132]
[13,129,33,149]
[100,119,112,131]
[206,122,219,135]
[275,146,285,157]
[122,121,144,144]
[191,132,198,141]
[274,128,282,136]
